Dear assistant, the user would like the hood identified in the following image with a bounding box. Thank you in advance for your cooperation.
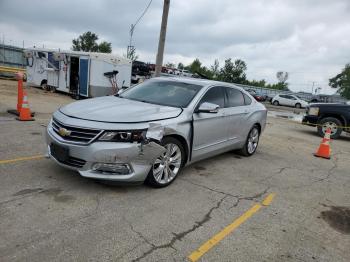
[59,96,182,123]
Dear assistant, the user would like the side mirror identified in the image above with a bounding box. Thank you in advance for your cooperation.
[196,102,220,113]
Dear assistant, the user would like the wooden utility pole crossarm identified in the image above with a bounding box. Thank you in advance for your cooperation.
[155,0,170,77]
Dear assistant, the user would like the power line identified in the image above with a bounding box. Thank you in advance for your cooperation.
[127,0,153,59]
[133,0,153,29]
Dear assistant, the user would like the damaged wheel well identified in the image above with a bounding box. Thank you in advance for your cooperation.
[255,123,261,133]
[164,134,189,165]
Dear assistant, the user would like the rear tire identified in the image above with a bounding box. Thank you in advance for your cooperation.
[239,125,260,157]
[295,103,301,108]
[273,101,279,106]
[145,137,185,188]
[317,117,342,139]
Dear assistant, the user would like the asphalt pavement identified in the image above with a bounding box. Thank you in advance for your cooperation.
[0,80,349,262]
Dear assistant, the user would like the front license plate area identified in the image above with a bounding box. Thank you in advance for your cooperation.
[50,143,69,162]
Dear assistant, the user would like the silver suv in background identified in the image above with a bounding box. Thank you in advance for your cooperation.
[47,78,267,187]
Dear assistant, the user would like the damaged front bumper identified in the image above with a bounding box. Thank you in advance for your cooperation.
[46,126,166,183]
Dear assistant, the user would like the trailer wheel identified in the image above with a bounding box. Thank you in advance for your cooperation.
[40,80,48,91]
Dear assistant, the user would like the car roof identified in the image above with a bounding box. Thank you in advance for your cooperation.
[154,76,246,92]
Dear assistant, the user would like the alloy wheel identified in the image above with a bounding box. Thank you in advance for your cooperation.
[247,127,259,154]
[152,143,182,184]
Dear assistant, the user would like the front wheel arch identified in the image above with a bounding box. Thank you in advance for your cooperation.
[164,134,188,166]
[145,136,186,188]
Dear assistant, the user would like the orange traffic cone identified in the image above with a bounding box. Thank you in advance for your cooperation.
[7,72,24,116]
[16,90,34,121]
[16,72,24,114]
[314,128,331,159]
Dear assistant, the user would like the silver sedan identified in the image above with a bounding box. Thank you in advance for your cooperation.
[46,77,267,187]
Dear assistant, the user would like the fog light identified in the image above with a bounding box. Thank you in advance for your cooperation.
[92,163,132,175]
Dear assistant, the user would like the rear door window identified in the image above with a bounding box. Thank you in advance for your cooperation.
[225,87,245,107]
[243,93,252,105]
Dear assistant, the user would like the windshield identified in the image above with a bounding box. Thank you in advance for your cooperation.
[120,80,203,108]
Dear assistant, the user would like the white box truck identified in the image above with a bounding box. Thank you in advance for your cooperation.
[24,48,132,97]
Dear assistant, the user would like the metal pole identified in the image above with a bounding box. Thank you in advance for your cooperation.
[155,0,170,77]
[3,34,5,66]
[22,40,24,68]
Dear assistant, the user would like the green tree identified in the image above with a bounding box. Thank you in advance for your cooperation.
[183,59,213,79]
[72,31,112,53]
[98,41,112,53]
[218,58,247,84]
[329,64,350,99]
[165,62,175,68]
[187,58,202,73]
[177,62,184,70]
[276,71,289,90]
[245,79,267,87]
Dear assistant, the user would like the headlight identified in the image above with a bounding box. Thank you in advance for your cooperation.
[308,107,319,116]
[98,130,146,142]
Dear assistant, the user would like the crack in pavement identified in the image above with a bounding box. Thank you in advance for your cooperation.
[179,178,240,198]
[256,167,292,183]
[180,178,269,204]
[126,195,227,262]
[179,177,269,209]
[229,187,269,209]
[123,180,271,261]
[261,156,340,191]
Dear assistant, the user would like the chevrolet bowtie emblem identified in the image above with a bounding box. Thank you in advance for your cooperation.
[58,127,71,137]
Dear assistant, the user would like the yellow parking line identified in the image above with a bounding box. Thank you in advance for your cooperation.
[0,155,45,164]
[262,193,276,206]
[188,193,276,262]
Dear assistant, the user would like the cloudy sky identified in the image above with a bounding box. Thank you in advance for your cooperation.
[0,0,349,93]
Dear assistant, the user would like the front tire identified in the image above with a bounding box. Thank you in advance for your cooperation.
[317,117,342,139]
[145,137,185,188]
[239,125,260,156]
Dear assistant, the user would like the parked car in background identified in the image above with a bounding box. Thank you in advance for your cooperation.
[131,61,151,84]
[265,93,275,102]
[47,78,267,188]
[302,103,350,139]
[176,69,193,77]
[272,94,308,108]
[247,89,267,102]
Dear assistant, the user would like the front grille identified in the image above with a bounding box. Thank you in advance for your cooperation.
[52,118,102,144]
[56,155,86,168]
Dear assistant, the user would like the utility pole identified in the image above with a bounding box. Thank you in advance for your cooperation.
[311,81,315,94]
[155,0,170,77]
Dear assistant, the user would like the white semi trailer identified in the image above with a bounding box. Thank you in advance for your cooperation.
[24,48,132,97]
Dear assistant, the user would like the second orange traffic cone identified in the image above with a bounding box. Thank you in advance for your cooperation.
[16,90,34,121]
[314,128,331,159]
